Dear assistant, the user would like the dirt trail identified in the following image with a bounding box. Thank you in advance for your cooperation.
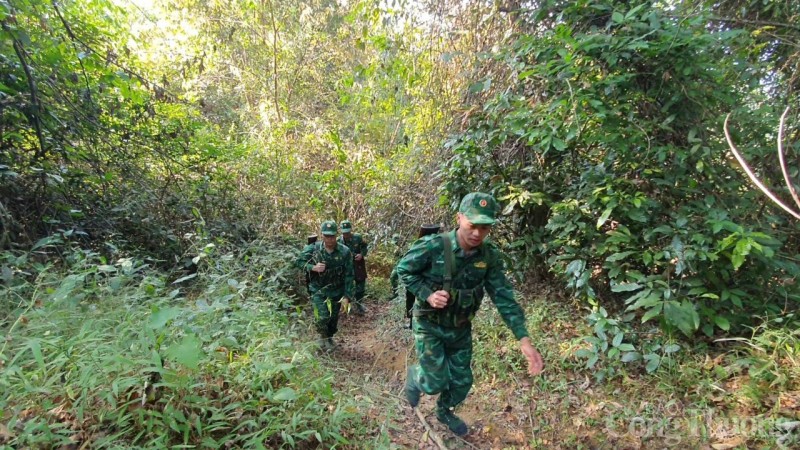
[327,300,538,449]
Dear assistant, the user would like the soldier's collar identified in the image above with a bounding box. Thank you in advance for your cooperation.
[449,230,484,257]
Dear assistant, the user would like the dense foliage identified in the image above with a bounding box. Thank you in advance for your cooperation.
[443,0,800,368]
[0,237,389,447]
[0,0,257,263]
[1,0,799,445]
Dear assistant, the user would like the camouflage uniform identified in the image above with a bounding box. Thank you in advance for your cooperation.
[389,266,400,296]
[397,194,529,433]
[338,221,368,308]
[388,234,402,297]
[296,221,355,340]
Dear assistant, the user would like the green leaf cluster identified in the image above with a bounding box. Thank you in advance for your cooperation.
[443,0,800,340]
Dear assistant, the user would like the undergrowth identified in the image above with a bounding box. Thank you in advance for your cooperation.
[0,238,380,448]
[469,294,800,448]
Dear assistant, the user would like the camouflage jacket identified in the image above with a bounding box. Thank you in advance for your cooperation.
[395,230,529,339]
[296,242,355,297]
[338,234,368,258]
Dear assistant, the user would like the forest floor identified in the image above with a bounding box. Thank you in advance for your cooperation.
[317,281,800,450]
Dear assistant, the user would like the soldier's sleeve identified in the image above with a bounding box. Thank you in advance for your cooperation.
[360,235,368,257]
[396,238,434,303]
[343,246,355,298]
[295,244,316,271]
[485,248,529,340]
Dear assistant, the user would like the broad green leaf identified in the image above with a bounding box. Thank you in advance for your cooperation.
[51,274,85,302]
[612,332,623,347]
[618,343,636,352]
[621,351,640,362]
[565,259,585,277]
[627,292,661,311]
[663,300,699,337]
[29,339,45,370]
[664,344,680,354]
[596,207,613,229]
[612,282,642,292]
[730,253,745,270]
[714,316,730,331]
[32,235,63,251]
[165,334,204,370]
[173,273,198,284]
[148,307,181,329]
[273,387,298,402]
[641,304,663,323]
[606,251,635,262]
[645,355,661,373]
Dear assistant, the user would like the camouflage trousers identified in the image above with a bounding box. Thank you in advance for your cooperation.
[389,268,402,297]
[390,268,399,292]
[355,280,366,303]
[310,288,344,338]
[408,317,473,409]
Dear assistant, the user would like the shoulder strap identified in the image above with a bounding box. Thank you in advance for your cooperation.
[441,232,454,293]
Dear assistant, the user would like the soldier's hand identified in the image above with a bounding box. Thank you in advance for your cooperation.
[519,337,544,376]
[340,297,351,314]
[312,262,326,273]
[426,290,450,309]
[354,254,363,261]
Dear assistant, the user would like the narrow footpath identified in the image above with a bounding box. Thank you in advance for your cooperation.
[324,299,549,450]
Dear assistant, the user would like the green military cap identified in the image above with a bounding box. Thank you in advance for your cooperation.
[459,192,498,225]
[320,220,338,236]
[339,220,353,233]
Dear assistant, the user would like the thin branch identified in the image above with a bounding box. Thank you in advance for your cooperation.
[707,16,800,33]
[3,22,47,160]
[723,113,800,220]
[50,0,178,102]
[51,0,96,110]
[263,0,282,122]
[776,106,800,212]
[413,408,449,450]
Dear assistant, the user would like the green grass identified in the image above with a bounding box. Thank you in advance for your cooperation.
[466,292,800,448]
[4,243,799,448]
[0,242,384,448]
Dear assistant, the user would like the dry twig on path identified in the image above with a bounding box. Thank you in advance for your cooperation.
[414,408,449,450]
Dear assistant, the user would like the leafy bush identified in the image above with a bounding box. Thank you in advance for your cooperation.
[442,0,800,344]
[0,240,374,448]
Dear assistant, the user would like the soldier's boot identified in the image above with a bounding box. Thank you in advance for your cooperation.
[404,366,421,407]
[354,302,366,315]
[436,406,468,437]
[319,336,335,353]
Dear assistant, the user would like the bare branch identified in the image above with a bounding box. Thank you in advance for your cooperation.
[263,0,282,122]
[724,112,800,220]
[3,21,47,160]
[776,106,800,212]
[413,408,449,450]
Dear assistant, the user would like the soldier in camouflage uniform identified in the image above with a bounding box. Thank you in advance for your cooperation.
[396,193,544,436]
[338,220,368,315]
[389,234,401,298]
[296,220,355,352]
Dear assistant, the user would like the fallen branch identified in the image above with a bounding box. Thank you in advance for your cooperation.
[414,408,449,450]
